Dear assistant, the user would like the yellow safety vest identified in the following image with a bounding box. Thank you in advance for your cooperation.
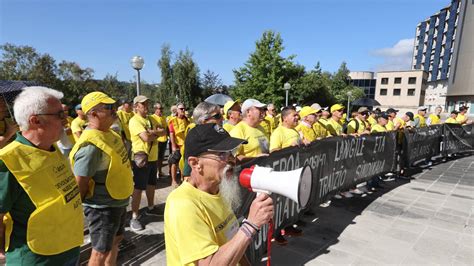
[170,117,189,147]
[70,129,133,200]
[0,141,84,255]
[414,114,427,127]
[117,110,134,141]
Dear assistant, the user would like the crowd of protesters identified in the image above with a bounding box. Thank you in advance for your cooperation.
[0,85,472,265]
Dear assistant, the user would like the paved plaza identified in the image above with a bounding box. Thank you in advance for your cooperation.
[78,154,474,265]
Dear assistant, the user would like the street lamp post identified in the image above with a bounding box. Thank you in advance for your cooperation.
[284,82,291,107]
[346,91,352,122]
[130,56,144,96]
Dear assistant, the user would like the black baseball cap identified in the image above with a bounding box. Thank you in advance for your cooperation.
[406,112,414,121]
[377,112,389,120]
[184,123,247,160]
[386,108,399,114]
[451,110,459,114]
[459,106,469,111]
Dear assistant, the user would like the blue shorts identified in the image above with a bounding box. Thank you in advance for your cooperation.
[132,161,158,190]
[84,206,127,253]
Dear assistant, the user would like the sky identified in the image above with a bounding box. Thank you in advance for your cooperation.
[0,0,450,85]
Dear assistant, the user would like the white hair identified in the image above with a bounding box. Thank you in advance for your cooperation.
[14,86,64,131]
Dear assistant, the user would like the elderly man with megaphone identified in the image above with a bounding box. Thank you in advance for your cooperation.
[164,123,274,265]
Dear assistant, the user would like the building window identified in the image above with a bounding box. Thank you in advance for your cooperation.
[380,89,388,95]
[381,78,388,85]
[393,89,401,96]
[408,77,417,84]
[394,77,402,84]
[408,89,416,96]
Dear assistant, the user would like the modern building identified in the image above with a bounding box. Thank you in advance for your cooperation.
[375,70,428,108]
[349,72,376,99]
[447,0,474,114]
[412,0,473,114]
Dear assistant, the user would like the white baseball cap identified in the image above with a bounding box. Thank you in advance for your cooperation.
[241,99,267,114]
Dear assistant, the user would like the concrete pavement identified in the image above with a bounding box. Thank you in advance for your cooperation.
[78,154,474,265]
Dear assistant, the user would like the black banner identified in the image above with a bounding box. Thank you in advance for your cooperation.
[236,131,398,263]
[443,124,474,154]
[402,125,443,165]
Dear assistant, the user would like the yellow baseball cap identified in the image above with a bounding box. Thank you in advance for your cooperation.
[299,106,318,118]
[223,100,240,115]
[81,91,116,114]
[330,103,344,113]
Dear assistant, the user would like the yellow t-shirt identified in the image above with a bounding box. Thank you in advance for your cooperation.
[295,122,316,143]
[259,119,272,139]
[265,115,279,131]
[394,117,405,129]
[428,114,441,125]
[326,118,343,136]
[371,124,387,133]
[222,122,236,133]
[129,114,159,161]
[71,117,87,141]
[270,125,301,152]
[150,114,168,142]
[117,110,134,141]
[367,116,377,126]
[347,118,366,134]
[445,117,459,124]
[318,118,328,127]
[456,114,466,124]
[386,120,395,131]
[164,181,239,266]
[229,121,269,157]
[313,121,329,139]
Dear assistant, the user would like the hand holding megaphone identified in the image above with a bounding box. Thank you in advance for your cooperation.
[247,193,274,229]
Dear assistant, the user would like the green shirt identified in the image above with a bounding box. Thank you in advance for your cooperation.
[72,138,129,208]
[0,132,79,265]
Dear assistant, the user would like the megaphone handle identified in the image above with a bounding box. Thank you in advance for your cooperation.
[267,218,274,266]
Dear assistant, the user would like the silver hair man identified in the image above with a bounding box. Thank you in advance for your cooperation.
[193,102,221,125]
[13,86,64,131]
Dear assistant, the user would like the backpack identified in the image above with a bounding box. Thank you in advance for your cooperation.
[343,118,359,134]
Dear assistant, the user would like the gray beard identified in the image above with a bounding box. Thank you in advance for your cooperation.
[219,165,242,213]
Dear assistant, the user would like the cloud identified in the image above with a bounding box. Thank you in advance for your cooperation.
[371,38,415,71]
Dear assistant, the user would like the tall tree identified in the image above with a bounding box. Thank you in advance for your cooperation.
[201,69,223,98]
[0,43,39,80]
[157,44,175,107]
[57,61,97,105]
[173,49,201,108]
[232,30,301,107]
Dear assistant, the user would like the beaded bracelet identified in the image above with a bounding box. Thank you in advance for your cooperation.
[242,219,260,233]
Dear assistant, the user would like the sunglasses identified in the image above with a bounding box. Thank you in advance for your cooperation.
[35,110,66,120]
[178,107,186,111]
[200,149,238,162]
[103,104,115,110]
[206,113,223,120]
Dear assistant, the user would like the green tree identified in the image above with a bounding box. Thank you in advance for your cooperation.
[293,62,333,106]
[57,61,97,105]
[0,43,39,80]
[201,69,223,98]
[156,44,176,107]
[232,30,301,107]
[173,49,201,108]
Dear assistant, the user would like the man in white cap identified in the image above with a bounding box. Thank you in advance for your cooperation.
[229,99,269,162]
[414,106,427,128]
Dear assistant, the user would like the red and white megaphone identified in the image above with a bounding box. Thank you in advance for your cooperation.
[239,165,314,209]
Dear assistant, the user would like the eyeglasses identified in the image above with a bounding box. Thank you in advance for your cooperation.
[35,111,66,120]
[206,113,223,120]
[178,107,186,111]
[199,149,238,162]
[102,104,115,110]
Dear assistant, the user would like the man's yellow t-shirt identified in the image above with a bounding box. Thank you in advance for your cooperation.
[347,118,366,134]
[129,114,159,161]
[386,119,395,131]
[150,114,168,143]
[270,125,301,151]
[117,110,134,141]
[259,119,272,139]
[229,121,269,157]
[456,114,466,124]
[371,124,387,133]
[445,117,459,124]
[71,117,87,141]
[428,114,441,125]
[326,118,343,136]
[394,117,405,129]
[265,115,279,131]
[295,122,316,143]
[222,122,236,133]
[313,121,329,139]
[164,181,239,266]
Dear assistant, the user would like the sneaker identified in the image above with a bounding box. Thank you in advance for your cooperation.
[272,234,288,245]
[383,176,396,182]
[145,207,163,217]
[130,217,144,231]
[320,200,331,207]
[333,194,343,199]
[283,226,303,236]
[341,191,353,198]
[358,186,369,193]
[349,188,364,195]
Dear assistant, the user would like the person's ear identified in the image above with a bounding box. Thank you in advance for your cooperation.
[188,156,202,171]
[29,115,41,127]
